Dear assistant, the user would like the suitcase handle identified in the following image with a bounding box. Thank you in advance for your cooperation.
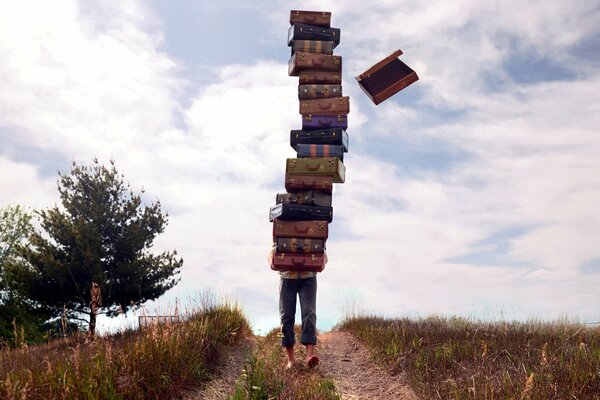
[318,101,333,110]
[311,57,324,67]
[312,87,327,94]
[292,258,306,266]
[305,162,321,171]
[294,225,310,234]
[317,119,332,127]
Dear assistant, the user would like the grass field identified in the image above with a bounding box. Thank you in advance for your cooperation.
[341,315,600,399]
[0,297,251,400]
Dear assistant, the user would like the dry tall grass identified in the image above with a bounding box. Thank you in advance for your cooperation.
[0,297,251,399]
[341,315,600,399]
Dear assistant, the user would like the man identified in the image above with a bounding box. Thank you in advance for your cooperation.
[269,245,327,369]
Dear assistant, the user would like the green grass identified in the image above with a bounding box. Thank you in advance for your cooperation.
[341,315,600,399]
[231,326,340,400]
[0,297,251,400]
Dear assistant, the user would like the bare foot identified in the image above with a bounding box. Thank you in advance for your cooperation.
[285,361,295,370]
[307,355,319,368]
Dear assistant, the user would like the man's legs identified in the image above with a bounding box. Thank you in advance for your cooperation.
[279,278,298,367]
[299,276,318,366]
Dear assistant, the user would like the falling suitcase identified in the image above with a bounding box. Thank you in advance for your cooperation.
[272,219,328,240]
[290,128,348,151]
[276,237,325,254]
[356,49,419,105]
[271,253,326,272]
[286,157,345,183]
[276,190,332,207]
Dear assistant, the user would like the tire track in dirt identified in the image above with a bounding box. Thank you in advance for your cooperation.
[318,331,419,400]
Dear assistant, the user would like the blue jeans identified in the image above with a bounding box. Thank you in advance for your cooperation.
[279,277,317,347]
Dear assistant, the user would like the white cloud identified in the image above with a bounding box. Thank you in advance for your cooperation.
[1,0,600,335]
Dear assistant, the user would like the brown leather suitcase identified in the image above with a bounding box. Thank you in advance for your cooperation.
[298,84,342,100]
[285,174,333,194]
[286,157,345,183]
[272,219,329,240]
[356,50,419,105]
[299,70,341,85]
[300,97,349,116]
[291,40,334,56]
[290,10,331,27]
[271,253,325,272]
[289,51,342,76]
[276,238,325,254]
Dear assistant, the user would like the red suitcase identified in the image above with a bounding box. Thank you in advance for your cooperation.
[290,10,331,27]
[300,97,350,116]
[271,253,325,272]
[272,219,329,240]
[285,174,333,194]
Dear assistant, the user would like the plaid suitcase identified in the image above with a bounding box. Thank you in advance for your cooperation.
[297,144,344,162]
[291,40,334,56]
[299,70,341,85]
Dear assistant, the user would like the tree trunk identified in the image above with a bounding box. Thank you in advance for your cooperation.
[89,282,102,337]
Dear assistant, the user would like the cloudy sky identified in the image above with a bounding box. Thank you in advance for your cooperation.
[1,0,599,334]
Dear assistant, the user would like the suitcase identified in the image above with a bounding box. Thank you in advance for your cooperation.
[356,49,419,105]
[298,84,342,100]
[288,23,340,48]
[276,238,325,254]
[297,144,344,162]
[299,70,341,85]
[291,40,334,56]
[300,97,350,116]
[271,253,326,272]
[302,114,348,130]
[272,219,328,240]
[285,174,333,193]
[290,128,348,151]
[286,157,345,183]
[289,52,342,76]
[290,10,331,27]
[276,190,332,207]
[269,203,333,223]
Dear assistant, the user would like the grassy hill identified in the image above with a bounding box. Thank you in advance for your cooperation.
[341,315,600,399]
[0,298,250,400]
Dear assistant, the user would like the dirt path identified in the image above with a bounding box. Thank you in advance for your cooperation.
[319,331,419,400]
[182,336,256,400]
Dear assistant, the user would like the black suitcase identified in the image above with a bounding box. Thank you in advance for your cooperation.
[288,23,340,48]
[269,203,333,223]
[276,237,325,253]
[290,128,348,152]
[276,190,332,207]
[297,144,344,162]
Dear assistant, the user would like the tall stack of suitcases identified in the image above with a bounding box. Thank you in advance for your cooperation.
[269,10,348,272]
